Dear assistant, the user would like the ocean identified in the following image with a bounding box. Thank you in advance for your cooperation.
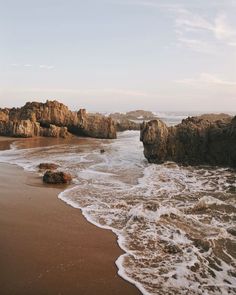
[0,112,235,295]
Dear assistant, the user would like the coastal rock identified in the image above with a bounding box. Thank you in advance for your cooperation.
[109,110,157,131]
[0,109,9,122]
[227,227,236,236]
[40,125,70,138]
[116,119,140,131]
[0,119,41,138]
[76,109,116,139]
[125,110,158,121]
[9,100,78,126]
[192,238,210,252]
[163,243,182,254]
[43,171,72,184]
[110,110,158,121]
[0,100,116,139]
[38,163,59,170]
[140,114,236,167]
[140,119,169,163]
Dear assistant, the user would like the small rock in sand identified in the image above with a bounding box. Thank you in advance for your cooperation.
[163,243,182,254]
[193,238,210,252]
[43,171,72,184]
[227,227,236,236]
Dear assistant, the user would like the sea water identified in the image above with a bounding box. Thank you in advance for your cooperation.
[0,114,235,295]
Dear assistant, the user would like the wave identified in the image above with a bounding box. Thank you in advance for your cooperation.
[0,131,235,294]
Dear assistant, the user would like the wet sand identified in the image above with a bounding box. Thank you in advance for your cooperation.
[0,137,140,295]
[0,136,19,150]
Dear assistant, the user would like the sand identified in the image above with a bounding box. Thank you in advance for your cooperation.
[0,137,140,295]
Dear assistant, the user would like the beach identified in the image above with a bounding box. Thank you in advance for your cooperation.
[0,137,140,295]
[0,131,235,295]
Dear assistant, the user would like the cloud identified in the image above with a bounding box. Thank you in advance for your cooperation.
[174,10,236,51]
[114,1,236,52]
[175,73,236,86]
[10,64,55,70]
[39,65,54,70]
[112,0,232,10]
[175,36,215,54]
[228,41,236,47]
[112,0,178,9]
[102,88,147,96]
[214,13,236,41]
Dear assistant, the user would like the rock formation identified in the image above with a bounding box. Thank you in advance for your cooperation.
[76,110,116,138]
[140,114,236,168]
[116,119,140,131]
[0,100,116,139]
[43,171,72,184]
[110,110,158,121]
[40,125,70,138]
[109,110,158,131]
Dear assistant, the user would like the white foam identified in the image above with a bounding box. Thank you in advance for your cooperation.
[1,131,236,295]
[197,195,225,207]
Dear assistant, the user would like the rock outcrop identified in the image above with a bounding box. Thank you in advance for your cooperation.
[43,171,72,184]
[0,100,116,139]
[109,110,158,131]
[40,125,70,138]
[140,114,236,168]
[76,109,116,138]
[116,119,140,131]
[110,110,158,121]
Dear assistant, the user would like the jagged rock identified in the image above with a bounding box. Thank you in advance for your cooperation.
[140,114,236,167]
[38,163,59,170]
[163,243,182,254]
[227,185,236,193]
[116,119,140,131]
[197,113,232,122]
[0,109,9,121]
[0,100,116,139]
[110,110,157,121]
[76,109,116,139]
[0,119,40,138]
[8,100,78,126]
[43,171,72,184]
[140,119,169,163]
[40,125,70,138]
[192,238,210,252]
[227,227,236,236]
[109,110,157,132]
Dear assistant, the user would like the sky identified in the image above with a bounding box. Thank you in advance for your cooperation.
[0,0,236,112]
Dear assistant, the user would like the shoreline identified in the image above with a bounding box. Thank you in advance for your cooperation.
[0,137,140,295]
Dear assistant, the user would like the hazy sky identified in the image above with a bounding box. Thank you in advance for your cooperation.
[0,0,236,112]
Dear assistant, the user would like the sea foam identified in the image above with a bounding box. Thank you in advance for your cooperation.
[0,130,235,295]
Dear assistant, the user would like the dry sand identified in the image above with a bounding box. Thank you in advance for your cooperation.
[0,137,140,295]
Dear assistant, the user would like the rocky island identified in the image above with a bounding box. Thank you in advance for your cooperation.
[140,113,236,168]
[0,100,116,139]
